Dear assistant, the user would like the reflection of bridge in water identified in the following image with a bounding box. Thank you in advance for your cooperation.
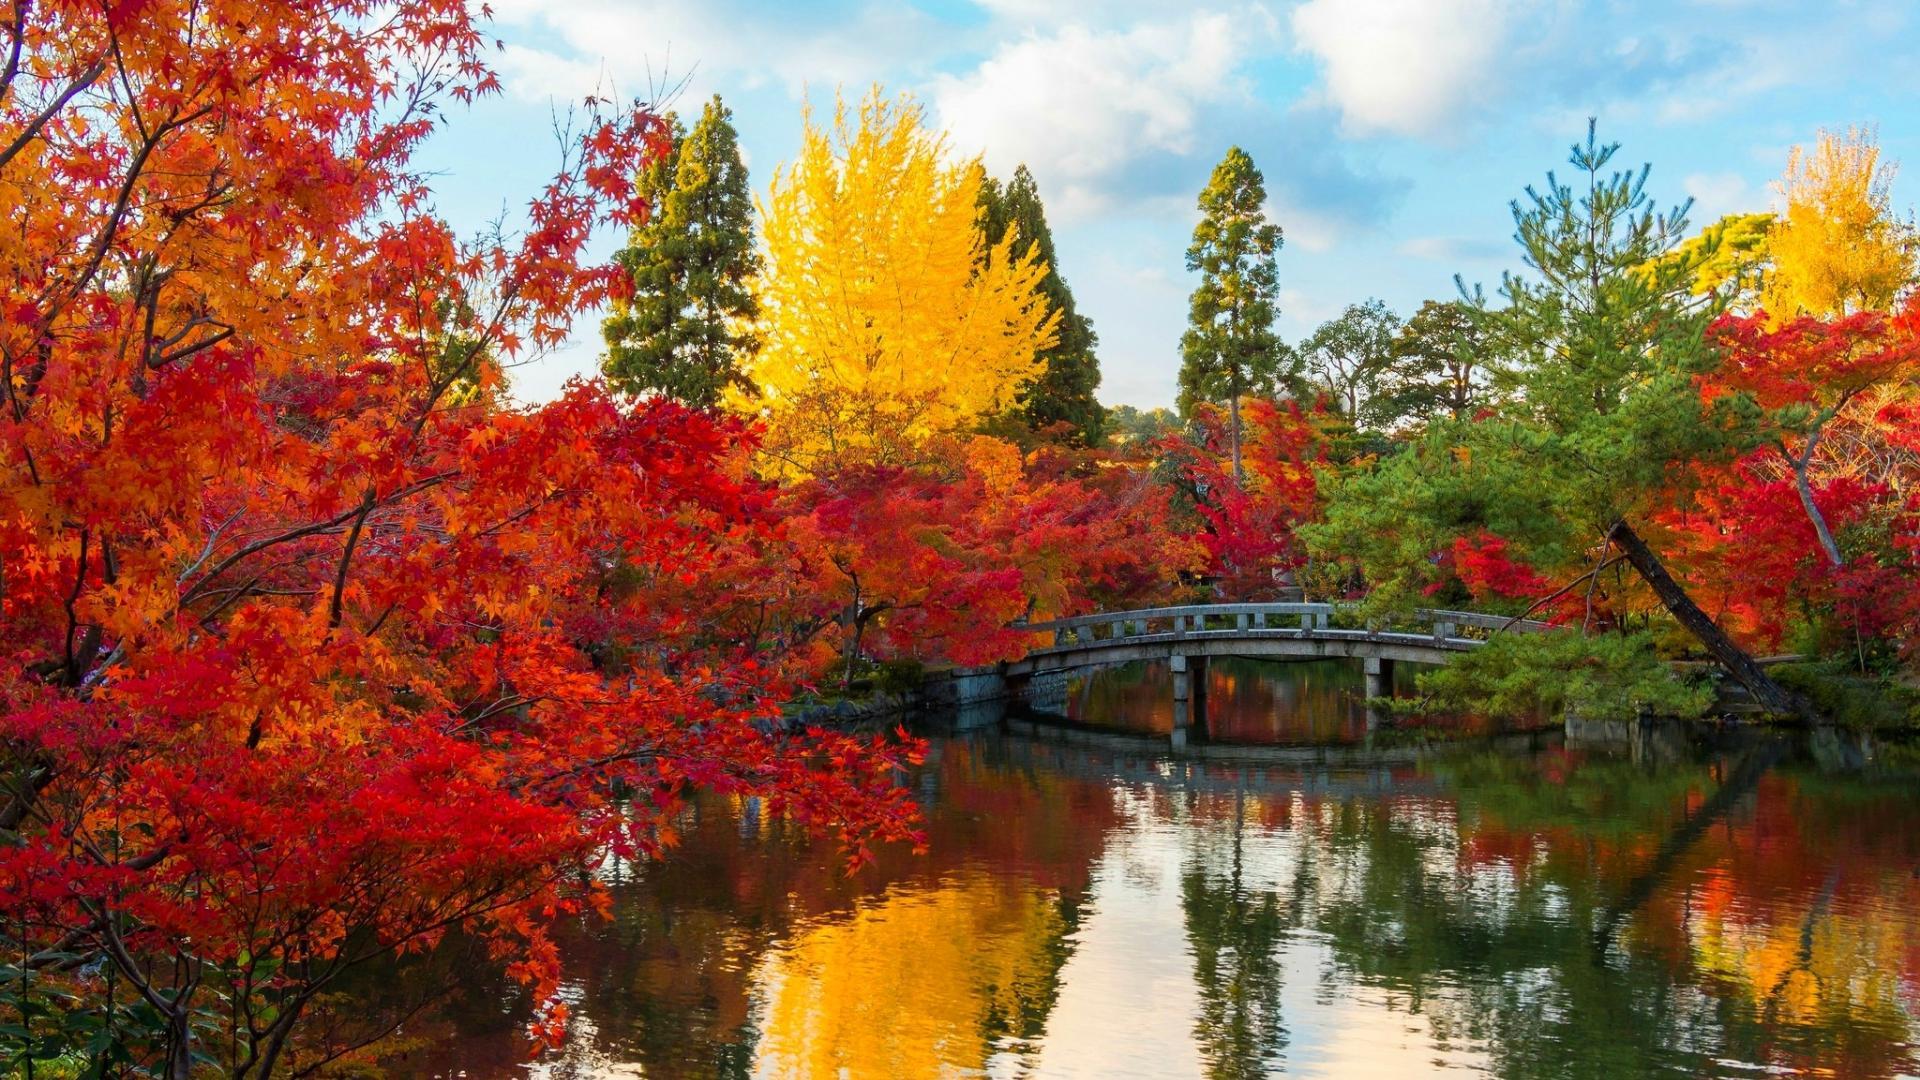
[976,716,1547,793]
[986,602,1550,744]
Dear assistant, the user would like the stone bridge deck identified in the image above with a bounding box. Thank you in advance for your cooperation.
[988,602,1552,742]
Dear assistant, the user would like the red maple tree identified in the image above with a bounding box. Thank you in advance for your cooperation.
[0,2,920,1073]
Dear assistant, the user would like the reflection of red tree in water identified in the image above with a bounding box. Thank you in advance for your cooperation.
[1067,658,1375,744]
[1065,657,1507,745]
[1201,659,1372,744]
[1444,755,1920,1078]
[916,740,1126,890]
[395,738,1121,1076]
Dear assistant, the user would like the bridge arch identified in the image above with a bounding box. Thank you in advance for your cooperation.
[998,602,1550,742]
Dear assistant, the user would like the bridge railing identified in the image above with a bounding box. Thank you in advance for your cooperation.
[1016,602,1551,650]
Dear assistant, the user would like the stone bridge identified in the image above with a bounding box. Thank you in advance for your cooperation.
[979,602,1551,742]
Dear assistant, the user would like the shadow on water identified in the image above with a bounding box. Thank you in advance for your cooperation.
[377,686,1920,1080]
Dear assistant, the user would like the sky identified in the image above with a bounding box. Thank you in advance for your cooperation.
[415,0,1920,410]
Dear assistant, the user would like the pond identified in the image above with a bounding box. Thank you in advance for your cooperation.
[387,659,1920,1079]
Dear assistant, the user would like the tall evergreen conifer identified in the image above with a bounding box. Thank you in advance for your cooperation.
[977,166,1104,445]
[1180,147,1291,479]
[602,95,760,406]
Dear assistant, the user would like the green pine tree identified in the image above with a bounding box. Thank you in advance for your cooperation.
[1307,121,1805,717]
[977,165,1105,445]
[1179,147,1292,479]
[602,95,760,407]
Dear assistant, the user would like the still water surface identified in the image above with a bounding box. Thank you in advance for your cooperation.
[395,659,1920,1079]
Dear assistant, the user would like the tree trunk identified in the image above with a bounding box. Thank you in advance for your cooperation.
[1228,393,1244,483]
[1792,459,1844,568]
[844,609,864,692]
[1608,519,1812,719]
[165,1008,194,1080]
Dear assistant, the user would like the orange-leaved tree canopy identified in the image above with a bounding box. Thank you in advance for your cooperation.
[739,86,1058,477]
[0,2,921,1075]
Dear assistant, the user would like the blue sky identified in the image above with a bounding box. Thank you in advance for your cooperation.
[417,0,1920,409]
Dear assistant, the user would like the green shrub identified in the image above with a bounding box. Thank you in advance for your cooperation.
[1401,630,1713,723]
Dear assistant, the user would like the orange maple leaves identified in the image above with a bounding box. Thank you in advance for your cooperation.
[0,0,919,1070]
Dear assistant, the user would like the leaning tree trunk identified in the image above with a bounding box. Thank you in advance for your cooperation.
[1608,519,1813,719]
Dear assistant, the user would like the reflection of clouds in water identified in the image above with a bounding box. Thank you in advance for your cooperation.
[1029,781,1499,1078]
[1027,806,1207,1079]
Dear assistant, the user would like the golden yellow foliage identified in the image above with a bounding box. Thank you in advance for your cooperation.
[752,874,1070,1078]
[1649,211,1775,303]
[740,87,1058,476]
[1760,126,1918,321]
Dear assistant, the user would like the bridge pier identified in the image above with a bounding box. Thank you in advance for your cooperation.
[1363,656,1395,729]
[1192,655,1208,737]
[1171,653,1207,747]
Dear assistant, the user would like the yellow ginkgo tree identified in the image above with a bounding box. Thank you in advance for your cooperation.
[1760,126,1918,321]
[739,87,1058,475]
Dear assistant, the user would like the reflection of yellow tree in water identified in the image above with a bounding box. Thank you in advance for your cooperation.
[1674,775,1920,1074]
[754,872,1077,1079]
[1693,880,1912,1030]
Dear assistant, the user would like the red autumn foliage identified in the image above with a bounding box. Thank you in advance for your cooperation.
[1430,530,1555,604]
[1657,458,1884,649]
[1166,398,1326,599]
[1827,496,1920,660]
[0,1,920,1071]
[1678,299,1920,652]
[1710,300,1920,414]
[779,436,1199,681]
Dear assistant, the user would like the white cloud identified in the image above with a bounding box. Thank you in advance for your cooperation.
[493,43,613,104]
[932,12,1275,220]
[1291,0,1522,137]
[1276,204,1341,253]
[1278,286,1340,328]
[970,0,1195,27]
[480,0,943,102]
[1682,171,1757,221]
